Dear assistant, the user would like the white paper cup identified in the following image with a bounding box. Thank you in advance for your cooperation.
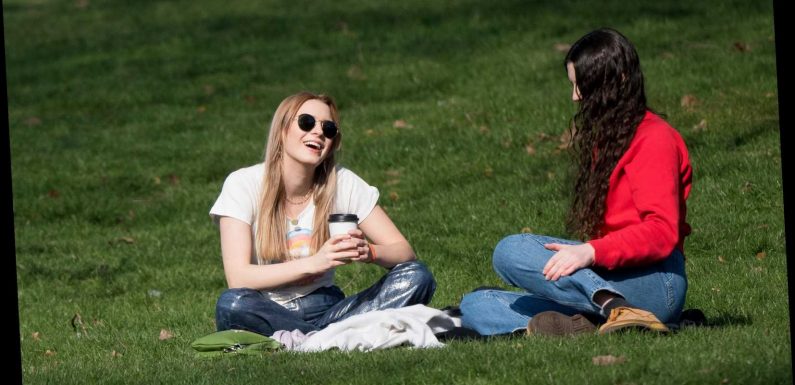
[328,213,359,237]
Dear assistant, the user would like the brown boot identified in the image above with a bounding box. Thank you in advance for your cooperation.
[526,311,596,336]
[598,307,670,335]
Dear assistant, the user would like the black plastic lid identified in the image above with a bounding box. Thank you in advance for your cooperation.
[328,213,359,222]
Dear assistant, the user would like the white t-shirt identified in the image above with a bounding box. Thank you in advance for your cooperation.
[209,163,379,304]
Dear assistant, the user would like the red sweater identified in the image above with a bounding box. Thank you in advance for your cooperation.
[587,111,692,270]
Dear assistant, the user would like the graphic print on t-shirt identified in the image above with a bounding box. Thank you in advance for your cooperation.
[287,227,312,258]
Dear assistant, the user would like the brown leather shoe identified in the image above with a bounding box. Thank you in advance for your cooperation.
[526,311,596,336]
[598,306,670,335]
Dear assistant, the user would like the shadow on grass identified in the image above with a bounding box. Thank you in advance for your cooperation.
[436,304,753,341]
[702,312,752,328]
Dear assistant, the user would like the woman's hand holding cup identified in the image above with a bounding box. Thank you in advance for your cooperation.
[305,234,359,274]
[343,228,373,262]
[327,214,371,263]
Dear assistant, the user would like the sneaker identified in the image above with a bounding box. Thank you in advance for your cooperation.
[526,311,596,336]
[598,306,670,335]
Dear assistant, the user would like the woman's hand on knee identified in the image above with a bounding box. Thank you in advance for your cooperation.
[542,243,596,281]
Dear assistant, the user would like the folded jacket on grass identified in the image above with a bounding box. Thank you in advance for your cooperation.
[279,304,462,352]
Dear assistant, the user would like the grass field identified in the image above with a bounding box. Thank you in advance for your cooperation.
[6,0,790,384]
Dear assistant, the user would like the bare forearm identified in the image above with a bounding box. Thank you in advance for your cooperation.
[224,258,313,290]
[218,217,351,290]
[370,240,416,268]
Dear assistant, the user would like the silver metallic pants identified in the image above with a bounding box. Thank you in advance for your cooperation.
[215,261,436,336]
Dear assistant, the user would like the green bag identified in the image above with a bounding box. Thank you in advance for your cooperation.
[191,329,282,357]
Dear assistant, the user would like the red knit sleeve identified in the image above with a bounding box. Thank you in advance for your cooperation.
[588,126,683,269]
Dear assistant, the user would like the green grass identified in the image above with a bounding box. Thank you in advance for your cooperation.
[7,0,789,384]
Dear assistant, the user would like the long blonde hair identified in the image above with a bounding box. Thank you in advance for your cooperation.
[255,92,342,264]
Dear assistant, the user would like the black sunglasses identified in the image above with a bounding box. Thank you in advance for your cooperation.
[297,113,338,139]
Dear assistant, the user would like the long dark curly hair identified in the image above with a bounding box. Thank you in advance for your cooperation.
[564,28,648,240]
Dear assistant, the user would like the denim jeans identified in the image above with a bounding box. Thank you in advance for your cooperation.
[460,233,687,335]
[215,261,436,336]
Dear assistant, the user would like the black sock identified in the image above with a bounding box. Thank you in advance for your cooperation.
[601,297,632,317]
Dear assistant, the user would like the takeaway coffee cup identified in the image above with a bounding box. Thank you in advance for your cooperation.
[328,213,359,237]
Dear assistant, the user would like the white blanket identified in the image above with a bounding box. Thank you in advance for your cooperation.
[284,304,460,352]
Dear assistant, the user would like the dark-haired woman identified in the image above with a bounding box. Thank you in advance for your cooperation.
[210,92,435,337]
[459,28,692,336]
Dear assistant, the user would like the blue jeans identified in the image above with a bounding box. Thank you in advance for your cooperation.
[215,261,436,336]
[460,234,688,335]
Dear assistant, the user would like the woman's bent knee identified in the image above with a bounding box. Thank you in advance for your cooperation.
[391,261,436,302]
[393,261,435,286]
[216,288,259,314]
[492,234,532,275]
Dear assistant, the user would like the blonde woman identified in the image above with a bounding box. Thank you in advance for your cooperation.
[210,92,435,336]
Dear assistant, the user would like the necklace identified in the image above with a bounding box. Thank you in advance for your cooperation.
[285,188,313,226]
[284,189,313,205]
